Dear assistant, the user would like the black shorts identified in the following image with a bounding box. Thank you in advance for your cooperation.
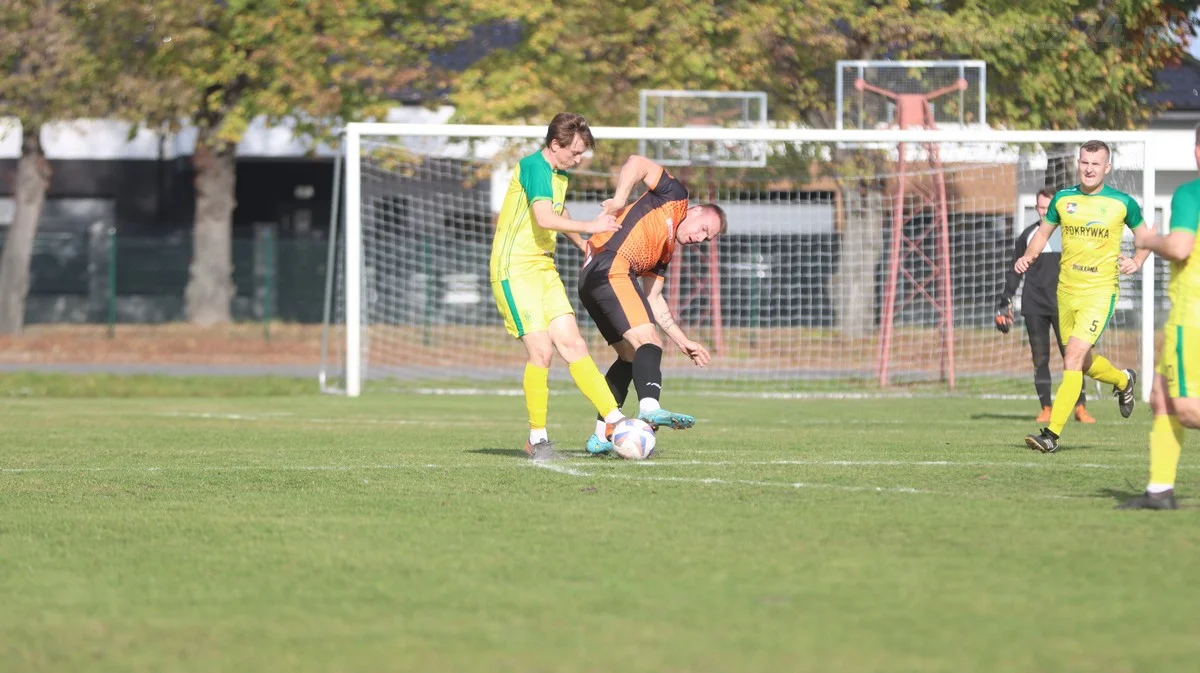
[578,250,656,345]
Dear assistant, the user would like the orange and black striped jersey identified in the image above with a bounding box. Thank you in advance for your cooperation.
[587,170,689,279]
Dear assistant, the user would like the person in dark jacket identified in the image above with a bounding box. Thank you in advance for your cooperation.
[996,187,1093,423]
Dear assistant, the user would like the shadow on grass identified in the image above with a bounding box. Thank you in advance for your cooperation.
[1094,484,1143,504]
[465,448,527,458]
[993,441,1105,454]
[971,412,1037,421]
[1047,443,1100,452]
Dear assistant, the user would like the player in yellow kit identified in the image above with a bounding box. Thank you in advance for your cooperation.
[1016,140,1150,453]
[1118,127,1200,509]
[489,113,626,460]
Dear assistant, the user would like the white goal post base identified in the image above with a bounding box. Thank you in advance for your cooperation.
[322,124,1157,400]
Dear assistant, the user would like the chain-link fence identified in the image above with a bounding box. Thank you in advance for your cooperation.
[0,226,329,329]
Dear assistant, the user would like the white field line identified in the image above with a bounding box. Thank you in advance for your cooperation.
[409,387,1043,401]
[0,458,1166,474]
[525,462,592,477]
[530,460,927,494]
[2,459,1147,502]
[158,412,295,420]
[612,459,1143,470]
[154,411,1020,430]
[0,464,468,473]
[155,412,491,427]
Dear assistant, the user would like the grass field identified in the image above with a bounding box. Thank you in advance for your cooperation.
[3,374,1199,672]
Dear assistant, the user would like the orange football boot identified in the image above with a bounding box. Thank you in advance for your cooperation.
[1074,404,1096,424]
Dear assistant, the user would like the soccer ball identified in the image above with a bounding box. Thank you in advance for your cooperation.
[612,418,656,460]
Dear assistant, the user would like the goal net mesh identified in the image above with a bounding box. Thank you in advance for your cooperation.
[322,131,1157,396]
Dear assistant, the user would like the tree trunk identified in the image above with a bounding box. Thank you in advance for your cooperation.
[0,125,52,335]
[831,185,885,339]
[185,137,237,326]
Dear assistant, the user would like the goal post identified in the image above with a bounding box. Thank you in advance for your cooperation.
[321,124,1157,400]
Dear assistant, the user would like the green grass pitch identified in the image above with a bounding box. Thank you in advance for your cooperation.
[2,374,1198,672]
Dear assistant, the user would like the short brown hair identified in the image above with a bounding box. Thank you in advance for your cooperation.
[1036,187,1056,201]
[1080,139,1110,159]
[546,113,595,151]
[702,203,728,236]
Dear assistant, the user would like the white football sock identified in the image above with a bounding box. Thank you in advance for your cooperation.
[529,428,548,444]
[639,398,661,414]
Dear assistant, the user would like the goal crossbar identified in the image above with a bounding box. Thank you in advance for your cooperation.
[344,123,1153,144]
[333,124,1156,398]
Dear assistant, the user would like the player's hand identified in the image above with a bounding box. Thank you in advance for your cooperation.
[1117,255,1141,274]
[679,339,710,367]
[600,198,622,216]
[587,213,619,234]
[1014,255,1035,274]
[994,306,1013,334]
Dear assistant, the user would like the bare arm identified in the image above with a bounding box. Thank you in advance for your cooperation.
[643,275,688,346]
[531,200,617,235]
[561,208,587,253]
[1132,220,1157,249]
[603,155,665,215]
[1138,227,1196,262]
[1130,246,1153,270]
[1014,222,1056,273]
[642,275,710,367]
[563,232,586,253]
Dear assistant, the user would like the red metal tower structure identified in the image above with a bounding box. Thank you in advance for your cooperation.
[856,76,967,388]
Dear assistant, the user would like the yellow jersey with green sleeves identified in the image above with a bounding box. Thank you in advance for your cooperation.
[489,150,569,282]
[1044,184,1144,297]
[1166,178,1200,327]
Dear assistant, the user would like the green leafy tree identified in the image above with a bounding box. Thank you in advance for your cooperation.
[0,1,114,334]
[452,0,1197,336]
[134,0,480,325]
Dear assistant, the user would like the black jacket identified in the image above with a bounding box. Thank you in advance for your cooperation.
[999,221,1060,317]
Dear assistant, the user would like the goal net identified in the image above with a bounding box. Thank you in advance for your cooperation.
[321,125,1158,398]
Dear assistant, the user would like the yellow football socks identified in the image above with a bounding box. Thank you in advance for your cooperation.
[1084,355,1127,389]
[1049,370,1083,436]
[569,356,621,421]
[1148,414,1184,490]
[523,363,549,431]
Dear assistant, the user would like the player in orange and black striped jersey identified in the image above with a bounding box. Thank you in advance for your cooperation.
[578,155,727,454]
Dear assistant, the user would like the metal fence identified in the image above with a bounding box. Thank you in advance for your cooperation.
[1,226,329,327]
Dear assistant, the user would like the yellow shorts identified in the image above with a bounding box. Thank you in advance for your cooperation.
[1058,291,1116,346]
[1157,324,1200,399]
[491,269,574,339]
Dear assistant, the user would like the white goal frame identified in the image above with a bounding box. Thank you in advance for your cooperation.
[328,124,1156,398]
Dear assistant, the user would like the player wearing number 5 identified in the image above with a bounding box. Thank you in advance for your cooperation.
[1017,140,1150,453]
[996,187,1091,424]
[489,113,627,460]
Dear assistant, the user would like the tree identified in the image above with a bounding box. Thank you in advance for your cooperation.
[451,0,1199,336]
[132,0,481,325]
[0,1,112,334]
